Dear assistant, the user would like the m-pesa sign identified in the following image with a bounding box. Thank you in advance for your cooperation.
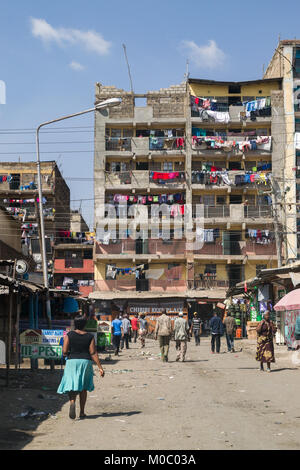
[21,344,62,359]
[20,329,65,359]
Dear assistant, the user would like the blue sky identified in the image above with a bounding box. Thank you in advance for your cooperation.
[0,0,299,227]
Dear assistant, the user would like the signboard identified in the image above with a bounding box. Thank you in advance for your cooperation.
[21,344,62,359]
[20,329,65,359]
[128,300,185,315]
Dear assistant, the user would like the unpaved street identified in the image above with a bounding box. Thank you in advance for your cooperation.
[1,338,300,450]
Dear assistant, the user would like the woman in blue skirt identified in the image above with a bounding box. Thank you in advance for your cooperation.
[57,315,105,419]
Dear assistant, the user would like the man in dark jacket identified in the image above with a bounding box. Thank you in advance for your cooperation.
[209,312,224,354]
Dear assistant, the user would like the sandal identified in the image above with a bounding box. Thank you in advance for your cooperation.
[69,402,76,420]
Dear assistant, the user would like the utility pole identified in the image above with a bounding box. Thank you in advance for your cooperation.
[270,175,283,267]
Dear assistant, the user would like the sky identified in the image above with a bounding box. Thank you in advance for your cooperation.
[0,0,300,228]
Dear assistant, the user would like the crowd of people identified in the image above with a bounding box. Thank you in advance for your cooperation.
[57,309,277,419]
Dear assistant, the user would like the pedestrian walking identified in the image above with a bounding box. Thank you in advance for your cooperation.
[174,312,190,362]
[57,315,105,420]
[120,313,131,350]
[209,312,224,354]
[112,315,123,356]
[256,311,277,372]
[138,313,148,348]
[131,314,139,343]
[154,309,172,362]
[190,312,203,346]
[223,312,236,352]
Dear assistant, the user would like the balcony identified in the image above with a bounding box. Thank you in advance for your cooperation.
[191,135,272,154]
[191,97,271,124]
[104,170,186,189]
[105,137,132,152]
[95,239,187,259]
[193,205,230,219]
[193,240,277,259]
[191,171,271,187]
[149,136,185,151]
[244,205,272,219]
[94,279,186,293]
[187,278,229,290]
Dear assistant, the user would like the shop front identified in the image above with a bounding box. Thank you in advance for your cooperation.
[127,299,187,333]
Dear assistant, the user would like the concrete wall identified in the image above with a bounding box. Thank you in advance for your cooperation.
[0,207,21,252]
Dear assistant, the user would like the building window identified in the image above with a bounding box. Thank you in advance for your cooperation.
[229,84,241,94]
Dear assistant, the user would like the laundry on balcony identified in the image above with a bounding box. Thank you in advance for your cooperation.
[58,230,95,243]
[109,193,185,205]
[246,229,273,244]
[243,97,271,119]
[191,170,231,186]
[150,171,185,183]
[0,175,10,183]
[234,172,271,186]
[196,228,220,243]
[295,132,300,150]
[237,136,272,152]
[106,264,145,279]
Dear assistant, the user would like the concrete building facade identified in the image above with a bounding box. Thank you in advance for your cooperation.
[92,75,284,317]
[264,40,300,262]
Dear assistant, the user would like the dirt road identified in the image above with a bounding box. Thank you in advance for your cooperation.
[1,337,300,450]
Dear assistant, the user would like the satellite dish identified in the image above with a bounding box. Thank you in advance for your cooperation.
[16,260,28,275]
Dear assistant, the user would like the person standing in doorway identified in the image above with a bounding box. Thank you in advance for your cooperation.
[174,312,190,362]
[57,315,105,420]
[256,311,277,372]
[131,313,139,343]
[138,313,148,348]
[155,309,173,362]
[190,312,203,346]
[209,311,224,354]
[112,315,123,356]
[120,313,131,350]
[223,311,237,353]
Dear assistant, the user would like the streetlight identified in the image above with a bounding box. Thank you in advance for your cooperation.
[36,97,122,324]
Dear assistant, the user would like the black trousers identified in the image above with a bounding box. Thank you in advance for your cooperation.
[113,335,121,354]
[121,333,130,349]
[132,329,138,343]
[211,334,221,353]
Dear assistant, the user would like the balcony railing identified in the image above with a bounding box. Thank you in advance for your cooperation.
[187,278,229,289]
[193,205,230,219]
[244,205,272,218]
[105,137,132,151]
[96,239,187,256]
[105,170,186,186]
[94,279,186,293]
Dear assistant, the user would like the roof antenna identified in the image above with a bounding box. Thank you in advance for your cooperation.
[122,44,134,94]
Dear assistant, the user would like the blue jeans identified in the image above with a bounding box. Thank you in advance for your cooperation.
[193,330,200,345]
[226,333,235,351]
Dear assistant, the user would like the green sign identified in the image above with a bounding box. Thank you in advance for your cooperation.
[21,344,62,359]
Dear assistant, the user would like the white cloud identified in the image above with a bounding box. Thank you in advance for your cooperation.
[69,61,85,71]
[181,40,226,69]
[30,17,111,56]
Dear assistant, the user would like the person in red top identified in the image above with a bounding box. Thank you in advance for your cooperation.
[131,314,139,343]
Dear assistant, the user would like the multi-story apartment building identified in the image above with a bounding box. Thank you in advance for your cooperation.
[53,210,94,296]
[0,161,70,272]
[92,76,283,319]
[264,39,300,262]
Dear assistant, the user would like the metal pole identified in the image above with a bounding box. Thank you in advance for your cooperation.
[35,101,121,323]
